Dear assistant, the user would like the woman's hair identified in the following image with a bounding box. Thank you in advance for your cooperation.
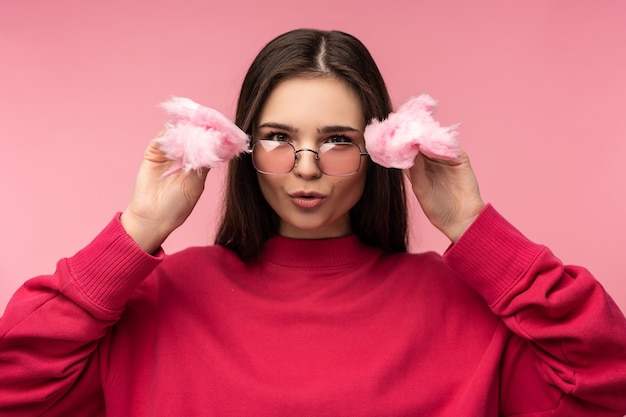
[215,28,408,261]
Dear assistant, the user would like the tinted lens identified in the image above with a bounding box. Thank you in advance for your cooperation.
[318,143,362,176]
[252,141,295,174]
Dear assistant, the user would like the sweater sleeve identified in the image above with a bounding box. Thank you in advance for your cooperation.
[0,214,163,416]
[444,204,626,416]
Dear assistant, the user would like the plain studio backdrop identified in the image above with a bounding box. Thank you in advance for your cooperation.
[1,0,625,315]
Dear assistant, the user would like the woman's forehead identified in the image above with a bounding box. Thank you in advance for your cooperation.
[256,77,366,130]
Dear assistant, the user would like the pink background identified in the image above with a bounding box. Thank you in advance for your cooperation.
[1,1,625,314]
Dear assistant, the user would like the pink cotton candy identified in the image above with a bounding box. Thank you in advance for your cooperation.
[155,96,249,175]
[364,94,461,169]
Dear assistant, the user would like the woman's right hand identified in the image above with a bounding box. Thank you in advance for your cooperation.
[120,140,209,253]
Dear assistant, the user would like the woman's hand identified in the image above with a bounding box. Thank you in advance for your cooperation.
[120,140,209,253]
[406,151,485,243]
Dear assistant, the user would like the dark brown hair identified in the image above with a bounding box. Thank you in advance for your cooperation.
[215,29,407,261]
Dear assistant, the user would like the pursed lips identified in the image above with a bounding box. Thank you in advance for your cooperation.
[288,191,326,209]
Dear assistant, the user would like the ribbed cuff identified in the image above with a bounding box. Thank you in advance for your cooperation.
[63,213,164,311]
[443,204,543,306]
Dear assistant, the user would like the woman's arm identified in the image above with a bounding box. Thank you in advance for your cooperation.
[445,205,626,415]
[407,151,626,415]
[0,216,162,415]
[0,141,208,414]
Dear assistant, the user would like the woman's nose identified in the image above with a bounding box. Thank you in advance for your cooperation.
[293,148,322,178]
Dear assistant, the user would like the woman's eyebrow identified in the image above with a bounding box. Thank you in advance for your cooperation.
[257,122,298,132]
[257,122,361,134]
[317,125,361,134]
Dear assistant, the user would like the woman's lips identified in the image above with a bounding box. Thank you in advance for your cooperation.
[289,192,326,209]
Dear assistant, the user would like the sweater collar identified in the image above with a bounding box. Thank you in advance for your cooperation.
[261,234,378,269]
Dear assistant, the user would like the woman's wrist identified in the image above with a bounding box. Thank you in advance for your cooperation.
[119,210,169,254]
[441,202,486,244]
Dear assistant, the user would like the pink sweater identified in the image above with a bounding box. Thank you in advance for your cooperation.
[1,205,625,416]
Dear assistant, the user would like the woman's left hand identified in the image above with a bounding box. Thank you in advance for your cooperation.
[405,150,486,243]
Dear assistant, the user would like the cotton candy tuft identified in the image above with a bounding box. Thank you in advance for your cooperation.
[364,94,461,169]
[154,96,249,175]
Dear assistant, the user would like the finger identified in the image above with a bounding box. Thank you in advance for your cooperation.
[420,152,466,166]
[406,153,426,178]
[143,140,171,164]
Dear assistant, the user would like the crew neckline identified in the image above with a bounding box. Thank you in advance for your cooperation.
[260,234,378,269]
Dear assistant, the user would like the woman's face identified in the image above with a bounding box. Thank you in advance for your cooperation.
[254,76,368,239]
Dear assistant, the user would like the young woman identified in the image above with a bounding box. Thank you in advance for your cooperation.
[1,29,625,417]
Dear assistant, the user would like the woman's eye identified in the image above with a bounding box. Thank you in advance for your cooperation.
[268,132,290,142]
[326,135,352,144]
